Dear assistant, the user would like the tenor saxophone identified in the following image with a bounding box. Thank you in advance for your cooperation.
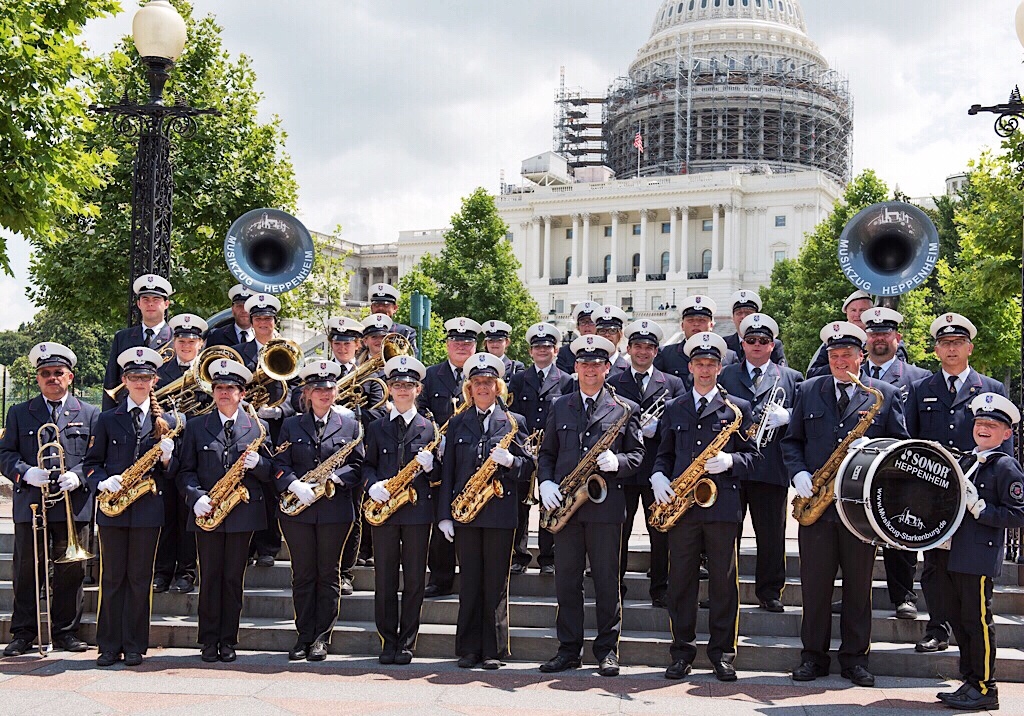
[279,422,364,517]
[98,410,185,517]
[450,404,518,524]
[791,371,883,526]
[196,404,267,531]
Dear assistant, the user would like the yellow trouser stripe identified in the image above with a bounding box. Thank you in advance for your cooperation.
[979,575,991,695]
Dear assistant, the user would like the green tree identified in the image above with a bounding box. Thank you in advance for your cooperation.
[280,229,352,331]
[395,267,447,366]
[0,331,33,369]
[0,0,120,275]
[28,0,297,330]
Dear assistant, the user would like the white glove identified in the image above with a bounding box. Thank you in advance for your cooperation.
[650,472,674,505]
[438,519,455,542]
[288,480,316,506]
[258,406,282,420]
[243,451,260,470]
[596,449,619,473]
[539,480,563,511]
[98,475,123,493]
[705,452,733,475]
[793,471,814,499]
[23,467,49,487]
[328,471,342,484]
[58,471,80,492]
[964,480,979,509]
[438,435,446,458]
[159,437,175,462]
[368,481,391,503]
[764,405,790,429]
[415,450,434,473]
[193,495,213,517]
[331,404,355,419]
[490,446,514,468]
[641,418,659,439]
[969,499,987,519]
[850,436,870,450]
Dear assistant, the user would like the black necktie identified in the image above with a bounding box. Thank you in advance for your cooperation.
[47,400,61,424]
[454,367,464,391]
[537,368,545,384]
[130,406,143,436]
[223,419,234,445]
[339,364,348,378]
[871,365,881,379]
[144,328,155,347]
[239,330,248,344]
[316,418,327,440]
[584,397,596,420]
[635,372,646,395]
[697,396,708,415]
[837,384,851,414]
[478,410,490,432]
[752,366,763,388]
[948,375,958,396]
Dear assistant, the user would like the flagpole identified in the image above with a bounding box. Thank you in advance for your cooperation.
[636,121,642,178]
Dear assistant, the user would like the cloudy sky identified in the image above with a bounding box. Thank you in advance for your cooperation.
[2,0,1021,329]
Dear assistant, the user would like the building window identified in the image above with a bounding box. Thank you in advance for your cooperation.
[702,219,713,231]
[702,249,712,273]
[565,257,572,278]
[632,224,641,236]
[774,250,787,264]
[661,222,671,234]
[604,254,612,277]
[632,253,640,278]
[775,215,786,227]
[661,251,670,274]
[621,296,633,311]
[604,225,612,237]
[504,231,513,243]
[565,228,573,239]
[554,299,564,314]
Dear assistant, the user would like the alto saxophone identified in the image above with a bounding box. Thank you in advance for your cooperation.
[196,404,268,532]
[451,404,519,524]
[647,391,743,533]
[791,371,883,526]
[363,420,442,527]
[539,389,633,534]
[98,410,185,517]
[279,422,364,517]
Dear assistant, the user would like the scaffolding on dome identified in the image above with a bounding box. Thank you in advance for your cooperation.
[553,67,608,170]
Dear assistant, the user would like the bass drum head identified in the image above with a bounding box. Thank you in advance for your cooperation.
[836,438,900,546]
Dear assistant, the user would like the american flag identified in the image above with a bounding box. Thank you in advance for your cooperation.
[633,131,644,153]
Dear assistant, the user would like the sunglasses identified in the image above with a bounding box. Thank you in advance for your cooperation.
[38,369,69,379]
[743,337,772,346]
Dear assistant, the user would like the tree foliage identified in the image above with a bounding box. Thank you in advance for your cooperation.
[279,229,352,331]
[28,0,298,331]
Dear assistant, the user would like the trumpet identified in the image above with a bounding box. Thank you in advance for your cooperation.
[521,429,544,505]
[245,338,303,409]
[745,378,786,449]
[335,334,411,411]
[639,392,666,431]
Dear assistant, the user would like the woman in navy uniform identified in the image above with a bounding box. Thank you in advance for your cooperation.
[85,347,180,666]
[936,393,1024,711]
[0,342,100,656]
[273,359,364,662]
[363,355,438,665]
[178,358,273,663]
[437,353,532,670]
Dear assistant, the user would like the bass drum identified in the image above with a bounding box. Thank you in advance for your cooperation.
[835,438,966,550]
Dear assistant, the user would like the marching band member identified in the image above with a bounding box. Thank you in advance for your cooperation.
[594,305,632,379]
[417,317,481,598]
[273,360,364,662]
[204,284,255,348]
[362,355,437,665]
[103,274,174,409]
[555,301,600,374]
[368,282,419,354]
[537,335,644,678]
[783,321,909,687]
[437,353,531,669]
[607,319,685,607]
[178,359,273,663]
[508,323,573,576]
[904,313,1011,655]
[719,313,802,614]
[650,332,760,681]
[153,313,208,595]
[0,342,99,655]
[722,290,787,366]
[654,296,737,388]
[482,320,525,376]
[85,347,179,666]
[936,394,1024,711]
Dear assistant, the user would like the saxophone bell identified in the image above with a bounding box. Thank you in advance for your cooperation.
[586,474,608,503]
[692,477,718,508]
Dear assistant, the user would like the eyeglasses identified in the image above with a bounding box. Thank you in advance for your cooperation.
[124,374,155,383]
[743,337,772,346]
[936,338,969,348]
[37,369,68,379]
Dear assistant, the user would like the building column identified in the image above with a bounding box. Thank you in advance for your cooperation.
[743,208,757,278]
[638,208,652,280]
[758,207,770,278]
[710,204,722,274]
[722,204,734,276]
[570,213,581,282]
[580,212,592,280]
[679,206,690,276]
[531,218,543,280]
[542,216,553,281]
[668,207,678,276]
[610,211,625,284]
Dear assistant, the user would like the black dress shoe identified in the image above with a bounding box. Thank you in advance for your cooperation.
[510,563,526,575]
[759,598,784,613]
[4,638,32,656]
[123,652,143,666]
[651,596,667,609]
[53,634,88,652]
[457,654,481,668]
[152,578,170,593]
[937,682,971,702]
[792,660,828,681]
[481,658,503,670]
[201,644,219,663]
[169,577,195,594]
[597,653,619,677]
[255,555,274,567]
[356,558,367,567]
[379,650,396,665]
[540,564,555,575]
[361,556,374,567]
[895,601,918,619]
[665,660,692,680]
[289,642,309,661]
[424,584,451,598]
[539,653,582,673]
[841,665,875,687]
[340,577,354,596]
[307,640,327,661]
[944,685,999,711]
[915,636,948,652]
[219,644,236,662]
[96,651,121,667]
[394,649,413,665]
[712,660,737,682]
[831,600,842,614]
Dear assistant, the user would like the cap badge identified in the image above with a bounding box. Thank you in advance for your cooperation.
[946,315,953,323]
[184,316,191,323]
[695,297,702,304]
[147,276,154,284]
[833,323,840,332]
[136,349,144,357]
[459,319,465,327]
[400,357,408,365]
[219,360,227,368]
[40,345,47,353]
[259,295,266,303]
[586,336,594,345]
[986,395,994,404]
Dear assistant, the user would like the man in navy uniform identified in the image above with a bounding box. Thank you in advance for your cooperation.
[417,317,481,597]
[368,282,418,355]
[654,295,737,388]
[594,305,632,379]
[650,331,760,681]
[555,301,600,374]
[1,342,100,655]
[103,273,174,409]
[482,320,525,377]
[722,290,786,366]
[719,312,803,614]
[607,319,685,607]
[508,323,573,575]
[904,312,1011,654]
[205,284,254,348]
[783,321,909,687]
[537,334,645,677]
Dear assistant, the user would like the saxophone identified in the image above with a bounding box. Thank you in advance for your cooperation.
[98,410,185,517]
[539,389,633,534]
[196,404,268,532]
[279,422,364,517]
[791,371,883,526]
[648,391,743,533]
[450,403,519,524]
[363,420,441,527]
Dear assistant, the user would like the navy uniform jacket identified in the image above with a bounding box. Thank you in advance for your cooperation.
[555,344,577,375]
[608,354,631,381]
[157,359,213,416]
[500,355,526,377]
[806,341,909,379]
[724,333,787,368]
[719,362,804,487]
[177,409,273,533]
[653,342,738,389]
[437,406,532,529]
[862,358,930,403]
[205,323,248,349]
[0,395,100,524]
[507,365,574,435]
[362,412,439,525]
[103,324,173,409]
[607,366,686,486]
[905,369,1012,454]
[84,406,182,528]
[417,361,466,426]
[781,374,909,522]
[537,388,645,524]
[652,390,760,523]
[949,452,1024,578]
[272,411,364,525]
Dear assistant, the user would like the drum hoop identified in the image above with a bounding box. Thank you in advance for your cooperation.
[834,444,886,546]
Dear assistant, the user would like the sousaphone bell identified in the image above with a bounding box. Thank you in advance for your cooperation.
[224,208,315,295]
